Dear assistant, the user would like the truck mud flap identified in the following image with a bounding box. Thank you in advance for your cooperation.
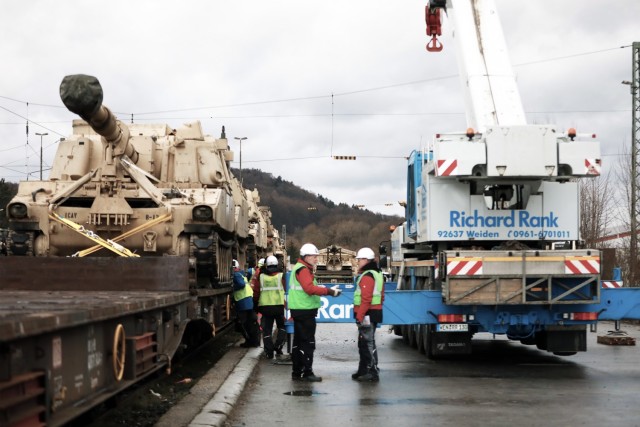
[535,327,586,353]
[429,326,472,357]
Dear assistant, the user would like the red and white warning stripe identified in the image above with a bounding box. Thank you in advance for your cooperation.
[601,281,623,288]
[564,257,600,274]
[447,258,483,276]
[437,159,458,176]
[585,159,601,175]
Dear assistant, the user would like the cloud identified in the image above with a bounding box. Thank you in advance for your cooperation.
[1,0,638,217]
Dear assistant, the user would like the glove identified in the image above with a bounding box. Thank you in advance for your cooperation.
[328,285,342,297]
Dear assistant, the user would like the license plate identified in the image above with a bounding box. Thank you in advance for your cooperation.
[437,323,468,332]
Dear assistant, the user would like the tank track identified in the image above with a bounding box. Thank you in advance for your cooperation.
[188,231,234,289]
[247,242,257,268]
[189,232,220,289]
[7,230,35,256]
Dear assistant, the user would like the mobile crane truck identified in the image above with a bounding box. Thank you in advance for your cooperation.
[379,0,640,358]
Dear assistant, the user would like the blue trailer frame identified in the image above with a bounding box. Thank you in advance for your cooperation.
[311,284,640,330]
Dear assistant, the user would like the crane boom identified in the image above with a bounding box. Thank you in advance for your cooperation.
[428,0,526,130]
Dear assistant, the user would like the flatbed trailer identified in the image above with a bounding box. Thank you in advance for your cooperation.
[315,285,640,326]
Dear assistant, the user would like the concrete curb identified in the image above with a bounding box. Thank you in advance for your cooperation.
[188,346,263,427]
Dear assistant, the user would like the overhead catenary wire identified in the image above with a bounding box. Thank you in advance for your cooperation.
[0,45,630,119]
[0,45,632,179]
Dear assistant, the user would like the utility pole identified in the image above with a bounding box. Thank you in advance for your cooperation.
[233,137,247,182]
[629,42,640,286]
[35,132,48,180]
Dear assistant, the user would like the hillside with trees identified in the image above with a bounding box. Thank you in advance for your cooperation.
[240,168,403,258]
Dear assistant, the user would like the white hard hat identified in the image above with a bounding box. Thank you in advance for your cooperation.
[356,247,375,260]
[232,259,239,268]
[266,255,278,266]
[258,258,265,267]
[300,243,320,257]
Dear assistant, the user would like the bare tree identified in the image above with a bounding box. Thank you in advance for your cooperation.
[579,171,614,249]
[614,144,640,286]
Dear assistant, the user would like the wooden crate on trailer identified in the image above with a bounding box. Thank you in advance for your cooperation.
[446,278,522,304]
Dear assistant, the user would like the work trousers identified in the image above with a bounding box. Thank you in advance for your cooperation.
[356,323,379,375]
[259,305,286,355]
[237,309,260,346]
[291,314,317,376]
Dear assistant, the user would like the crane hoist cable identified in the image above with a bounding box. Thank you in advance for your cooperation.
[48,212,140,257]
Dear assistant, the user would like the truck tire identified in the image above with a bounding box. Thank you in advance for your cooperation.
[409,325,418,349]
[416,325,426,354]
[425,325,437,360]
[402,325,410,345]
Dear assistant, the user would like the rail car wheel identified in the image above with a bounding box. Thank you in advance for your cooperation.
[113,324,126,381]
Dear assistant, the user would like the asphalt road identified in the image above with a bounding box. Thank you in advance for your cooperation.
[223,321,640,427]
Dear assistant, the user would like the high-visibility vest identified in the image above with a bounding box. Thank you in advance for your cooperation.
[233,275,253,302]
[259,273,285,306]
[354,270,384,306]
[288,262,321,310]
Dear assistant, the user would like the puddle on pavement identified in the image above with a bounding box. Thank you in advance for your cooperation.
[360,398,439,406]
[284,390,328,396]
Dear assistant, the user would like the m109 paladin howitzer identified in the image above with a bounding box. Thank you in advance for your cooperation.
[316,245,357,284]
[4,74,250,287]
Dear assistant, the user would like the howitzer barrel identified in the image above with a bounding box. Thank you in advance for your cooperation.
[60,74,138,163]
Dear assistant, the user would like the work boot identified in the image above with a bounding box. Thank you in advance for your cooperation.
[301,372,323,382]
[355,373,379,382]
[351,371,367,380]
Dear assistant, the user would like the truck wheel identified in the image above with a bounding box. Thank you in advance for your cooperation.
[416,325,426,354]
[421,325,430,355]
[402,325,410,345]
[408,325,418,349]
[425,325,437,360]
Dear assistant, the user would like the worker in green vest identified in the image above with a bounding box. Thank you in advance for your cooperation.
[289,243,342,382]
[352,247,384,382]
[256,255,286,359]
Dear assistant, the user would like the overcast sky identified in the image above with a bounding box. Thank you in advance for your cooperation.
[1,0,638,217]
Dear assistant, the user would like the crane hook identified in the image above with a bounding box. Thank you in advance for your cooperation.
[425,3,444,52]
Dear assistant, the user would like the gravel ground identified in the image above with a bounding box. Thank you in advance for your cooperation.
[68,330,243,427]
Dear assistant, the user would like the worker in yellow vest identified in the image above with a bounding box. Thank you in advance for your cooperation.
[352,247,384,382]
[255,255,286,359]
[232,259,260,347]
